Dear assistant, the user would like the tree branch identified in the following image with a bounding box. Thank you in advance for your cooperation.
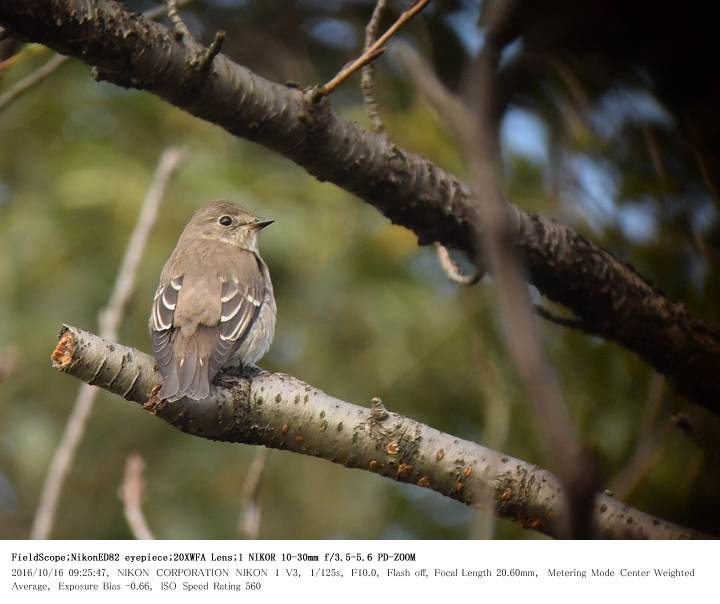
[464,11,597,537]
[360,0,388,133]
[238,448,269,540]
[1,0,719,412]
[0,52,68,112]
[30,147,185,539]
[49,325,710,540]
[119,453,155,540]
[398,12,594,537]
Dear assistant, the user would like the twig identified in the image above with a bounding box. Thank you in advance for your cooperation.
[238,448,269,539]
[30,147,185,540]
[361,0,389,132]
[195,30,225,71]
[534,304,589,331]
[119,453,155,540]
[0,0,194,115]
[434,242,482,285]
[165,0,224,74]
[49,325,711,539]
[98,147,186,337]
[166,0,191,40]
[0,53,67,112]
[321,0,431,96]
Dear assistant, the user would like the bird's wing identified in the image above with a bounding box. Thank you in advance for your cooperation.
[150,275,183,371]
[150,249,266,401]
[207,255,265,379]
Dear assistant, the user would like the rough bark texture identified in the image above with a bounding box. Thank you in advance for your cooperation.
[2,0,720,413]
[51,325,710,540]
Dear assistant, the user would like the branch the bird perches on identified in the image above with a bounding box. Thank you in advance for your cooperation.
[50,325,709,540]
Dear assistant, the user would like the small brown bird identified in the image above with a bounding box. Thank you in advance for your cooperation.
[150,201,276,401]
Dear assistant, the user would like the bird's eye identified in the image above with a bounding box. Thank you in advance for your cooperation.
[218,216,233,226]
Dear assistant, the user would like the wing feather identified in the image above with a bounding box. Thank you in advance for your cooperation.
[151,276,183,382]
[151,276,182,331]
[208,267,264,377]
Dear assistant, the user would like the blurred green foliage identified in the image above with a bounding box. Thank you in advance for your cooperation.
[0,0,718,539]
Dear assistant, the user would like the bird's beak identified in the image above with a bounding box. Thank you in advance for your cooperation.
[253,218,275,230]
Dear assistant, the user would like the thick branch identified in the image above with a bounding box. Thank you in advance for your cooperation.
[50,325,709,540]
[2,0,720,412]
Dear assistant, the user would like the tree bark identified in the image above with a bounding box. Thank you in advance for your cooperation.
[2,0,719,413]
[50,325,710,540]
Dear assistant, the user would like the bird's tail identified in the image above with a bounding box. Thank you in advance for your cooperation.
[158,327,216,402]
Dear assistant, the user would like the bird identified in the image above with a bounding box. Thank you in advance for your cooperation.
[149,200,276,401]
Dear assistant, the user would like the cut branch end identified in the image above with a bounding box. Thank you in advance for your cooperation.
[51,327,75,369]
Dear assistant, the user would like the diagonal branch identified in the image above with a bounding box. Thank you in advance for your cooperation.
[49,325,710,540]
[119,453,155,540]
[238,448,269,540]
[0,52,68,112]
[1,0,719,412]
[424,2,596,537]
[30,147,185,540]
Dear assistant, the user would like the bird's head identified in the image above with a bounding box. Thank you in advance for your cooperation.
[183,200,274,253]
